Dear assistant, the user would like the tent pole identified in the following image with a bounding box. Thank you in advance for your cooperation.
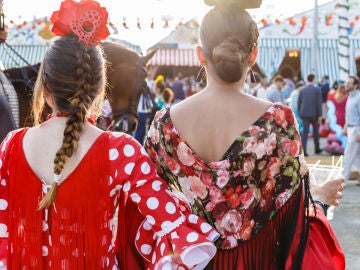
[312,0,318,77]
[338,0,350,82]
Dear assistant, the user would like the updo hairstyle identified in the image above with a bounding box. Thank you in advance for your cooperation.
[200,5,259,83]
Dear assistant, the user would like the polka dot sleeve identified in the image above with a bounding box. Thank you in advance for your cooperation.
[109,132,219,270]
[0,131,19,269]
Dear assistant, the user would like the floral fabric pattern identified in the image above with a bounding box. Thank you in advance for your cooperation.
[145,103,309,249]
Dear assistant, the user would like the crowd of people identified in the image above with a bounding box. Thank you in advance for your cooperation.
[0,0,354,269]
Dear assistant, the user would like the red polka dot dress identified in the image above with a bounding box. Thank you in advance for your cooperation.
[0,129,219,270]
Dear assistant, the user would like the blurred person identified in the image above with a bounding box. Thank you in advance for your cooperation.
[266,75,284,103]
[162,87,174,107]
[248,72,267,100]
[298,73,322,156]
[171,73,186,104]
[145,1,344,269]
[0,1,219,269]
[342,75,360,185]
[289,80,305,134]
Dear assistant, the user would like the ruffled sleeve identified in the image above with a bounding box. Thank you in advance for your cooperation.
[0,130,24,269]
[109,132,219,270]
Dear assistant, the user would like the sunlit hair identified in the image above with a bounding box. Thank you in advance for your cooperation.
[200,6,259,83]
[33,36,106,209]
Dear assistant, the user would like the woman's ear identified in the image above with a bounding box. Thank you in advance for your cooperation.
[196,46,207,66]
[249,46,258,66]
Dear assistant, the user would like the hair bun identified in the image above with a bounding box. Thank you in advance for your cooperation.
[204,0,262,9]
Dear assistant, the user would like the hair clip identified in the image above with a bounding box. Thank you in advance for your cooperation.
[50,0,110,46]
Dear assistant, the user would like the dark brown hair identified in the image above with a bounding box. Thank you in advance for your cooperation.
[33,36,106,209]
[200,6,259,83]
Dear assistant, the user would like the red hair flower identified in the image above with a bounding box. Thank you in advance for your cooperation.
[50,0,110,45]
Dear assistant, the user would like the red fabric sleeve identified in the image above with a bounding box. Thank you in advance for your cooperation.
[110,133,218,270]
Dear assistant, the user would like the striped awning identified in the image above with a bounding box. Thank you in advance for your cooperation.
[148,48,200,67]
[0,44,49,69]
[257,38,360,82]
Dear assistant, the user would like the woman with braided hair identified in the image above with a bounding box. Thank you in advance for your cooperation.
[145,0,345,269]
[0,1,219,269]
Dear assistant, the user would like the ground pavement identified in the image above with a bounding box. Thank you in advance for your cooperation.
[305,137,360,270]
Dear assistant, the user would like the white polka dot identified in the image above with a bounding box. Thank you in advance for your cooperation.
[130,193,141,203]
[200,222,212,233]
[165,202,176,214]
[160,243,166,256]
[140,244,152,255]
[109,188,117,197]
[0,199,8,210]
[136,180,147,187]
[112,265,117,270]
[146,215,155,225]
[1,179,5,186]
[188,214,199,224]
[143,221,152,231]
[152,180,162,191]
[42,246,48,256]
[124,162,135,175]
[112,132,123,137]
[0,261,4,266]
[186,232,199,243]
[115,184,122,191]
[109,149,119,160]
[136,231,140,241]
[146,197,159,210]
[141,162,151,174]
[72,249,79,257]
[0,159,2,169]
[123,182,131,192]
[123,144,135,157]
[152,251,157,264]
[170,231,179,239]
[140,148,148,156]
[0,223,7,235]
[42,221,48,232]
[108,176,113,185]
[161,221,172,232]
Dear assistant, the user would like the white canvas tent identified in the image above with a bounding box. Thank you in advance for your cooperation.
[257,0,360,81]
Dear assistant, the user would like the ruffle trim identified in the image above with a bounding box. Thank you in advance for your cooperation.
[135,213,219,270]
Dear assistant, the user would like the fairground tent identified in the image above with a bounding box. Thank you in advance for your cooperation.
[257,0,360,82]
[0,18,142,69]
[148,0,360,82]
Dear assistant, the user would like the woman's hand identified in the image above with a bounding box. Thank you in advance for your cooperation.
[310,177,345,206]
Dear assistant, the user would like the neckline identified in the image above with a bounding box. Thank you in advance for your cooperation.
[165,104,274,165]
[20,129,108,186]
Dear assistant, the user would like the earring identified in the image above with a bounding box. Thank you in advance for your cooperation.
[249,68,256,83]
[196,66,206,82]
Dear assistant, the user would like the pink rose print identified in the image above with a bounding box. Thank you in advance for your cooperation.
[225,186,243,208]
[234,157,256,177]
[218,209,242,236]
[299,154,308,176]
[248,125,262,136]
[273,108,287,129]
[176,142,195,166]
[239,188,257,208]
[155,109,166,119]
[205,186,225,211]
[239,220,255,240]
[281,138,300,157]
[267,157,282,179]
[263,133,277,156]
[275,189,293,209]
[209,160,231,188]
[221,235,238,249]
[211,201,230,220]
[166,156,180,174]
[200,171,213,186]
[178,176,208,204]
[148,124,160,145]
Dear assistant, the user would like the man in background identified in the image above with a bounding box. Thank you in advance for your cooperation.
[298,73,322,156]
[266,75,284,103]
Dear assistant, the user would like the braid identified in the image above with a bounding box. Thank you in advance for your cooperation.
[39,42,104,209]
